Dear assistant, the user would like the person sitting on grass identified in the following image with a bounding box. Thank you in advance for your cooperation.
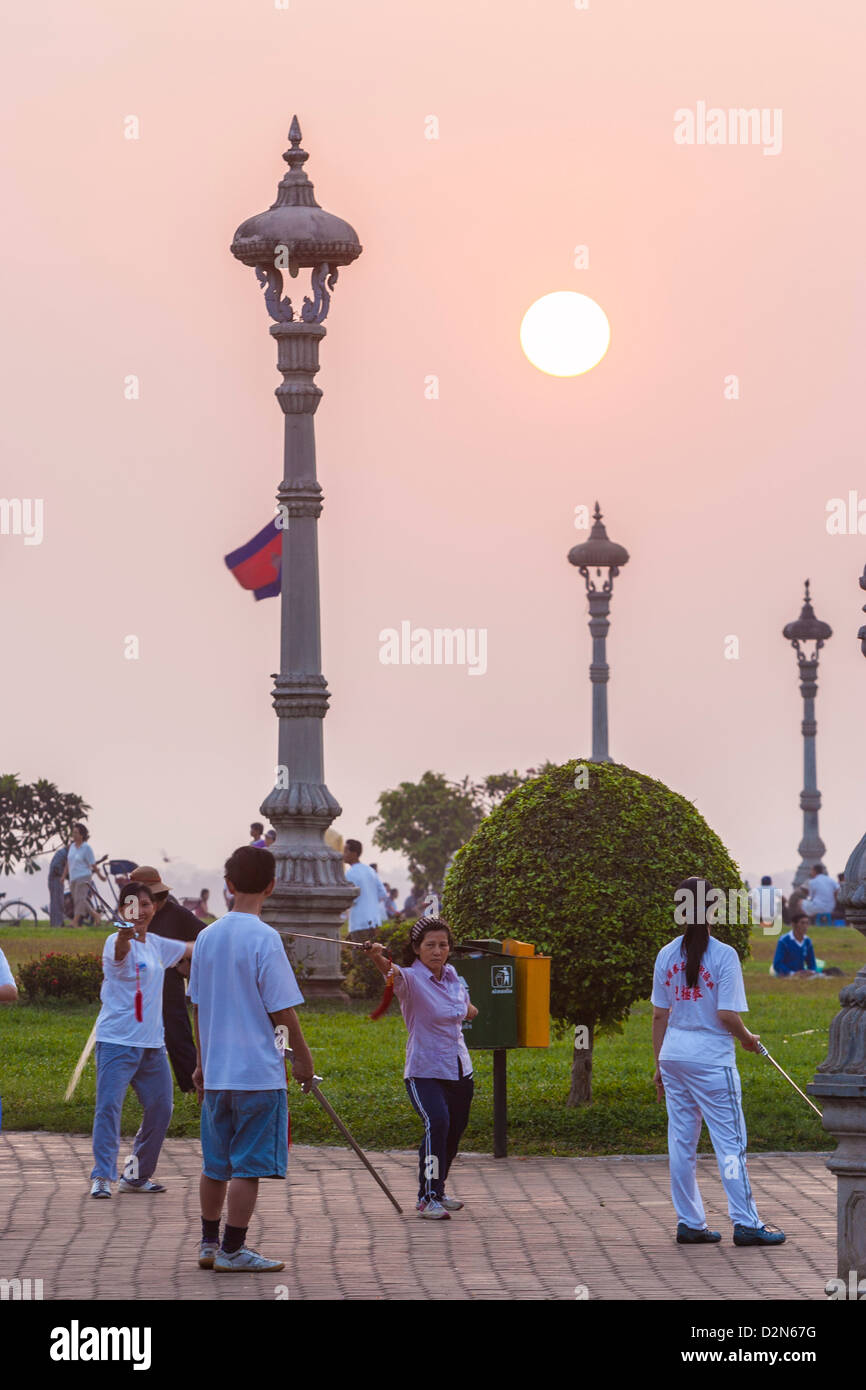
[89,882,194,1199]
[189,845,315,1274]
[772,912,818,978]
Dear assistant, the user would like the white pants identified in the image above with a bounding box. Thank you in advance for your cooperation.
[660,1059,761,1229]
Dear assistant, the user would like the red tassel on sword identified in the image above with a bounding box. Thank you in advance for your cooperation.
[369,969,394,1020]
[287,932,396,1019]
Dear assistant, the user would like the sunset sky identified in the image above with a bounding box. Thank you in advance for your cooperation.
[3,0,865,904]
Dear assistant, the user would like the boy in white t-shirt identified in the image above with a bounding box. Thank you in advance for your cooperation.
[189,845,315,1274]
[651,877,786,1249]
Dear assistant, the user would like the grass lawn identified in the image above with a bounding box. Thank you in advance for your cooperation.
[0,923,861,1155]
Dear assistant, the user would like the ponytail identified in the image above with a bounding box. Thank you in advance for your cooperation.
[682,922,710,988]
[677,876,712,988]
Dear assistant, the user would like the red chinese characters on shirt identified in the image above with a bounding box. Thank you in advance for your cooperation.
[667,961,715,1002]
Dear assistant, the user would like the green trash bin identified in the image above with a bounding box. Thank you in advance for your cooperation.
[455,944,519,1050]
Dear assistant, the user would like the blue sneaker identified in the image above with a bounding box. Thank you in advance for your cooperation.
[676,1222,721,1244]
[198,1240,220,1269]
[213,1245,285,1272]
[733,1223,786,1246]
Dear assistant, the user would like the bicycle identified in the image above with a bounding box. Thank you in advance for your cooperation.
[0,891,39,926]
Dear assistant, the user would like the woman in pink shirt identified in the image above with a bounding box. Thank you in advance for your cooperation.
[369,915,478,1221]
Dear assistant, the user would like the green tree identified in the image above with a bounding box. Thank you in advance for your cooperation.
[0,774,90,875]
[367,772,480,892]
[443,760,750,1106]
[368,766,549,892]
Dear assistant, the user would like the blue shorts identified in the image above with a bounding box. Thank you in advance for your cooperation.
[201,1089,288,1180]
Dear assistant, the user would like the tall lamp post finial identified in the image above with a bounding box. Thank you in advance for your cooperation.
[567,504,629,763]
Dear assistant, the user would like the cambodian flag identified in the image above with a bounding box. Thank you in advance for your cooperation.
[224,519,282,600]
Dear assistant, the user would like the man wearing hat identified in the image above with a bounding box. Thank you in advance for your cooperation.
[129,866,204,1093]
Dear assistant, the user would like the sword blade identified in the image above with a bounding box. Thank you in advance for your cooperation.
[65,1020,98,1101]
[285,933,367,951]
[758,1044,823,1118]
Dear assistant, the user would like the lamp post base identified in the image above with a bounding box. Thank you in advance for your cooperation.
[811,953,866,1281]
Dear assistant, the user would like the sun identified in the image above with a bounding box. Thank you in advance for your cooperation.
[520,292,611,377]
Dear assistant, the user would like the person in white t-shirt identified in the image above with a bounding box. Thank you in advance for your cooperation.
[802,864,839,924]
[342,839,388,936]
[66,822,106,929]
[651,877,786,1249]
[0,947,17,1003]
[189,845,315,1274]
[0,947,16,1130]
[89,882,194,1199]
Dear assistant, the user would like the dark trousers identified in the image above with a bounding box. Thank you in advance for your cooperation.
[405,1073,474,1202]
[48,875,65,927]
[162,976,197,1093]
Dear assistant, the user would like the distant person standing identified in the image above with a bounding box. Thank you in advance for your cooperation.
[48,843,69,927]
[343,840,388,937]
[249,823,267,848]
[802,864,838,926]
[833,872,846,924]
[385,886,400,919]
[264,829,276,848]
[66,823,105,929]
[195,889,214,922]
[403,886,425,917]
[748,876,782,932]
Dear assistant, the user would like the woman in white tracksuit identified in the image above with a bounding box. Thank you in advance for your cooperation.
[651,877,786,1248]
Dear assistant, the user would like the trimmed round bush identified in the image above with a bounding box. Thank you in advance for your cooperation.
[442,760,750,1102]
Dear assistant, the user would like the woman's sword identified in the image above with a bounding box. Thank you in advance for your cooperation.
[756,1043,823,1119]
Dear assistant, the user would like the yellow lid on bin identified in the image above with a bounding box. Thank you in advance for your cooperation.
[502,938,536,957]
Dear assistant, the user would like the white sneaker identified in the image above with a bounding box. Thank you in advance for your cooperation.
[213,1245,285,1273]
[118,1178,166,1193]
[90,1179,111,1199]
[417,1198,451,1220]
[439,1195,464,1211]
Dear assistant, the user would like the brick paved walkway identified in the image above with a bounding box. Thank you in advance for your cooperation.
[0,1134,837,1300]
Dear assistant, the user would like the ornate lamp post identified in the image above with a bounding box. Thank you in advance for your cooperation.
[782,580,832,889]
[810,563,866,1289]
[567,503,629,763]
[230,118,362,994]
